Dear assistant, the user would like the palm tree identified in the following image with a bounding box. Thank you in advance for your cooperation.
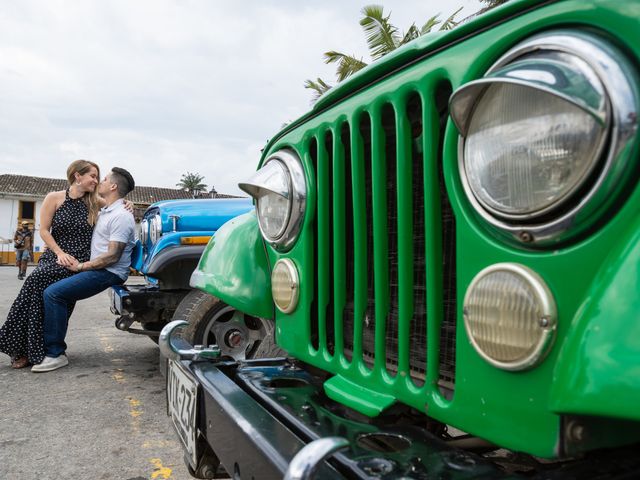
[480,0,509,6]
[305,4,463,101]
[476,0,510,16]
[177,172,208,198]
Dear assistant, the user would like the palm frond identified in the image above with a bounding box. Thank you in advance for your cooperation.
[306,3,467,103]
[420,15,441,35]
[480,0,509,5]
[304,78,333,102]
[359,5,399,60]
[440,7,463,31]
[324,51,368,81]
[399,24,420,46]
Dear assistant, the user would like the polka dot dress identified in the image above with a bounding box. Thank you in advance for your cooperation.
[0,189,94,365]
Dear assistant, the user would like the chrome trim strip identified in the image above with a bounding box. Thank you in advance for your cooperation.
[450,77,606,136]
[239,160,290,199]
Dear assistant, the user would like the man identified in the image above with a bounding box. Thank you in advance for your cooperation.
[13,221,33,280]
[32,167,136,372]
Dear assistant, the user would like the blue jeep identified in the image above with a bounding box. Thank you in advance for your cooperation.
[110,198,280,360]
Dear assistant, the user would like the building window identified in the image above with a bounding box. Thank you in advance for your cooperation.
[20,201,35,220]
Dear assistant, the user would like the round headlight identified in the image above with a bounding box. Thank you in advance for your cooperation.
[149,214,162,244]
[450,31,638,245]
[464,81,605,217]
[271,259,300,314]
[255,160,291,239]
[140,218,149,244]
[463,263,556,371]
[239,149,306,251]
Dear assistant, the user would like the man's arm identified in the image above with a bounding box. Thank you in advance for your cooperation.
[67,241,126,272]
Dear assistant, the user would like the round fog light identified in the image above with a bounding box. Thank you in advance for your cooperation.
[272,259,299,314]
[463,263,556,371]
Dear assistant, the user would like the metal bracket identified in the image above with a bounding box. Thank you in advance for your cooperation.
[169,214,181,232]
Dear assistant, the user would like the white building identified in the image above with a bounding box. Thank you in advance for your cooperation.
[0,175,65,263]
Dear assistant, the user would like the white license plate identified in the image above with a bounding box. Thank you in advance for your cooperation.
[167,360,198,466]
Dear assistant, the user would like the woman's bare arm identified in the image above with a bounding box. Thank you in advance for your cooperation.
[39,191,76,266]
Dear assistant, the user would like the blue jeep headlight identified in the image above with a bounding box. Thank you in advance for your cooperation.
[149,214,163,244]
[239,149,306,251]
[139,218,149,245]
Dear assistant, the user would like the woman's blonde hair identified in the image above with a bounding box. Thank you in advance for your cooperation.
[67,159,101,226]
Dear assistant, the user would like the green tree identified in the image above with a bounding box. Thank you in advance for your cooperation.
[177,172,208,198]
[305,4,463,101]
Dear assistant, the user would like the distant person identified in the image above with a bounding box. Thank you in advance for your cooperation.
[13,221,33,280]
[32,168,136,372]
[0,160,133,369]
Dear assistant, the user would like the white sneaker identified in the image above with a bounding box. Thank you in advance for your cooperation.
[31,355,69,372]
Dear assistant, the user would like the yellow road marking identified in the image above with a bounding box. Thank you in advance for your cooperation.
[100,336,114,353]
[97,332,175,478]
[143,440,173,448]
[129,398,143,417]
[150,458,173,479]
[127,396,143,433]
[112,368,126,384]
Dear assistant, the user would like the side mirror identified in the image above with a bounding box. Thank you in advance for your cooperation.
[159,320,221,361]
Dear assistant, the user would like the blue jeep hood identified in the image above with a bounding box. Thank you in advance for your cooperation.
[147,198,254,232]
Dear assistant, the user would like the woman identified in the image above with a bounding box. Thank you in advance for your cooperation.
[0,160,101,368]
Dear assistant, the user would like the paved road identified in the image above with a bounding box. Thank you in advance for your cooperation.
[0,266,192,480]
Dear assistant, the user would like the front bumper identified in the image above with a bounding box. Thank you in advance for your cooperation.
[182,359,505,480]
[173,358,640,480]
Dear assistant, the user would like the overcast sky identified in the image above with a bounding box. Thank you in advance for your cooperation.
[0,0,482,195]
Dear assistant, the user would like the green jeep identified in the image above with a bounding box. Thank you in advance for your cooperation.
[160,0,640,478]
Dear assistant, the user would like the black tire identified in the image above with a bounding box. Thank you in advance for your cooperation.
[171,289,286,361]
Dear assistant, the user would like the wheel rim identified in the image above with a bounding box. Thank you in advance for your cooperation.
[199,305,268,361]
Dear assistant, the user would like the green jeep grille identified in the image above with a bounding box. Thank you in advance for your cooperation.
[301,86,458,393]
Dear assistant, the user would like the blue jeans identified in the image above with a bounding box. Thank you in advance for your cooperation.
[43,269,125,357]
[15,249,30,262]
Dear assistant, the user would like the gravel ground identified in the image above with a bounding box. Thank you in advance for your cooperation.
[0,266,193,480]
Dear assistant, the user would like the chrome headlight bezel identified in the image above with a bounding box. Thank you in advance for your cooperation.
[139,218,149,245]
[239,149,306,251]
[450,30,638,246]
[149,214,163,244]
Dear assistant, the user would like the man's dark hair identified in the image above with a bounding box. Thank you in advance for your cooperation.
[110,167,135,197]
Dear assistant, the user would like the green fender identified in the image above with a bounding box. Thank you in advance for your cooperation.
[550,223,640,421]
[190,211,274,319]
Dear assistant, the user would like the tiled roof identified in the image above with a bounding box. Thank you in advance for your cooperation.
[0,174,66,197]
[0,174,240,205]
